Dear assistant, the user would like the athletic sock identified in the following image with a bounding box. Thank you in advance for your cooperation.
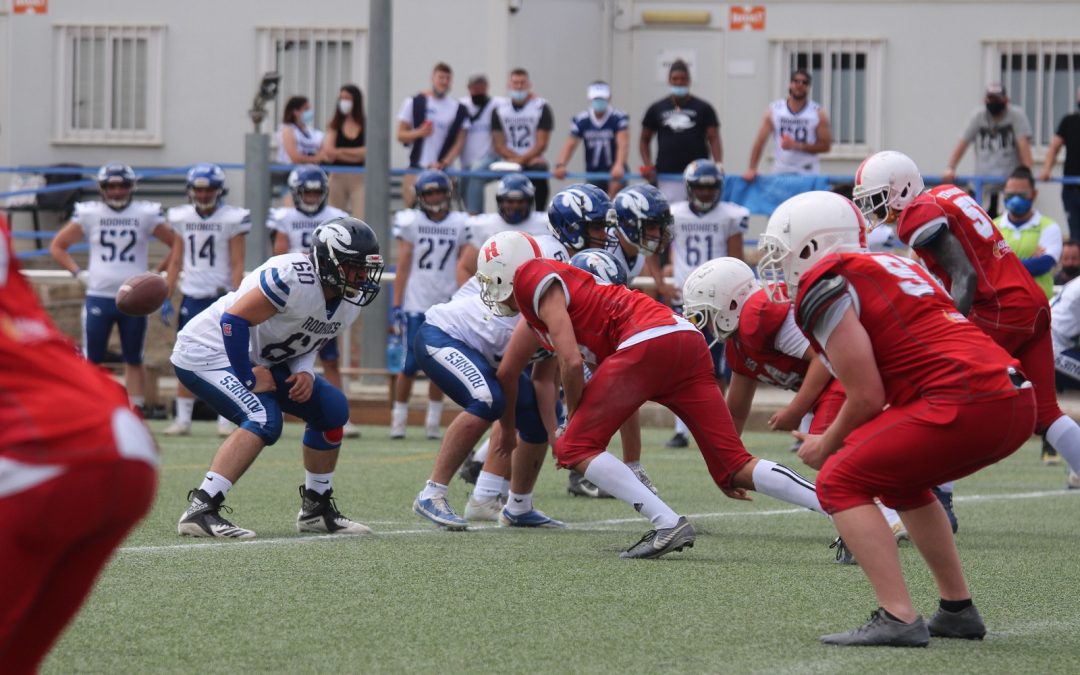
[305,471,334,495]
[474,471,504,500]
[425,401,443,428]
[751,459,826,515]
[419,479,448,501]
[506,491,533,515]
[199,471,232,500]
[175,397,194,426]
[391,401,408,427]
[500,478,510,498]
[474,438,491,463]
[583,452,679,528]
[939,598,973,612]
[674,417,689,436]
[1046,414,1080,474]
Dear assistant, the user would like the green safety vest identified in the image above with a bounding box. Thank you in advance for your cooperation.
[993,212,1056,298]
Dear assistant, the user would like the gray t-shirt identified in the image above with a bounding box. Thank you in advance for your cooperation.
[961,104,1032,178]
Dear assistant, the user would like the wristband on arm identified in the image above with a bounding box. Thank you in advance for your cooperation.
[221,311,256,389]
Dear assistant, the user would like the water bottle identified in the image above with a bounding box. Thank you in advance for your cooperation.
[386,332,405,375]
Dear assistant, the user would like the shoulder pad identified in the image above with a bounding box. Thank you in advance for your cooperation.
[797,273,848,334]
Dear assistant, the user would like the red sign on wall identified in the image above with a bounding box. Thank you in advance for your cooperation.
[729,5,765,31]
[14,0,49,14]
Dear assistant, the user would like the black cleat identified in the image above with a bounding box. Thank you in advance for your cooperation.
[177,489,255,539]
[620,517,696,559]
[664,432,689,448]
[297,485,372,534]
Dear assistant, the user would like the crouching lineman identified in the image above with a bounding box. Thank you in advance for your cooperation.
[172,217,383,538]
[411,232,569,530]
[480,230,828,559]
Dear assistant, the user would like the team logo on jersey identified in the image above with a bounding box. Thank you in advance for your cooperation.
[316,222,355,255]
[615,191,649,219]
[558,188,595,217]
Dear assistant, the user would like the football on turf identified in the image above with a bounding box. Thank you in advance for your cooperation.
[116,272,169,316]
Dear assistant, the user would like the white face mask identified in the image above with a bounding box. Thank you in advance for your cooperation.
[338,99,354,115]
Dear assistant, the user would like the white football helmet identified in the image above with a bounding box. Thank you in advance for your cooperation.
[757,191,867,303]
[852,150,925,227]
[682,257,760,346]
[476,231,542,316]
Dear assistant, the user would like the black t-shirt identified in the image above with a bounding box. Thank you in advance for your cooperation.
[1056,112,1080,178]
[641,95,719,174]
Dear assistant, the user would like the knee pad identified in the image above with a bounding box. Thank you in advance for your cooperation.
[240,414,283,446]
[304,426,343,450]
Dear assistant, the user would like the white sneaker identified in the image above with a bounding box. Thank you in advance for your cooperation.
[163,421,191,436]
[1068,470,1080,490]
[425,422,440,440]
[218,420,236,437]
[464,494,505,521]
[390,417,406,439]
[343,422,361,439]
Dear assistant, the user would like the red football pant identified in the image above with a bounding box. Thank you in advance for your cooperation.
[556,330,751,488]
[0,459,157,674]
[981,311,1063,432]
[815,388,1036,514]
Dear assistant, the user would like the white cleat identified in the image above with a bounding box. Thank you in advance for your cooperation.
[342,422,362,439]
[217,420,237,437]
[162,422,191,436]
[464,494,505,522]
[425,423,441,440]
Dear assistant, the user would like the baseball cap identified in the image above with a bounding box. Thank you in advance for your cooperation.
[587,82,611,100]
[986,83,1006,98]
[467,74,488,87]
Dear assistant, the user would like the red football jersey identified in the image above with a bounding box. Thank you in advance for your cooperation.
[726,289,808,391]
[0,215,130,464]
[795,252,1019,406]
[896,185,1047,332]
[513,258,679,365]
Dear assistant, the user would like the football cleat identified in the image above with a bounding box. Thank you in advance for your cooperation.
[928,604,986,640]
[567,470,612,498]
[390,417,406,440]
[1067,470,1080,490]
[217,419,236,438]
[620,516,695,559]
[413,494,468,530]
[665,432,689,449]
[342,422,362,439]
[425,422,441,440]
[296,486,372,534]
[457,455,483,485]
[831,536,856,565]
[498,507,565,528]
[177,488,255,539]
[463,494,505,522]
[1040,438,1061,465]
[820,609,930,647]
[931,486,958,533]
[892,521,910,542]
[162,422,191,436]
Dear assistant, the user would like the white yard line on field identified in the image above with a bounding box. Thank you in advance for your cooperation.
[118,488,1076,555]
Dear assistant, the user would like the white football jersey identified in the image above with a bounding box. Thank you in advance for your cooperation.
[424,234,567,365]
[769,99,823,174]
[465,211,551,250]
[1051,278,1080,356]
[393,209,470,314]
[168,204,252,298]
[268,205,350,254]
[668,201,750,289]
[171,253,363,372]
[72,200,165,297]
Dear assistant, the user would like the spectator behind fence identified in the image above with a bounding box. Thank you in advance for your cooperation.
[993,166,1063,299]
[744,68,832,181]
[1055,240,1080,285]
[458,75,505,214]
[397,62,469,209]
[639,59,722,206]
[1039,86,1080,242]
[275,96,327,203]
[322,84,367,218]
[468,68,554,212]
[943,83,1033,218]
[552,81,629,198]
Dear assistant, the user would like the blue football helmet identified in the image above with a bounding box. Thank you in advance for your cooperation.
[415,169,452,218]
[570,248,628,287]
[683,159,724,213]
[97,162,137,210]
[495,173,536,225]
[288,165,329,216]
[186,163,226,212]
[614,184,673,256]
[547,183,616,251]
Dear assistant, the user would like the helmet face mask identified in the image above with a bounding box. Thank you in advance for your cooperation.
[186,163,226,213]
[758,191,867,303]
[288,165,329,216]
[682,258,759,347]
[683,159,724,213]
[310,217,384,306]
[547,184,616,252]
[614,184,673,256]
[852,151,925,228]
[495,173,535,225]
[475,231,542,316]
[97,163,136,211]
[415,169,452,218]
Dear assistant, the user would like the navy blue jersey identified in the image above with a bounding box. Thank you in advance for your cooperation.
[570,108,629,173]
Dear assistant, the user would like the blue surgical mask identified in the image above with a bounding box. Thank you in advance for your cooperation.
[591,99,608,113]
[509,89,528,103]
[1005,194,1033,217]
[301,108,315,126]
[670,85,690,98]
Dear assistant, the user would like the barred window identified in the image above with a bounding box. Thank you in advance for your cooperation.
[987,40,1080,149]
[256,27,365,132]
[771,39,884,157]
[53,24,164,145]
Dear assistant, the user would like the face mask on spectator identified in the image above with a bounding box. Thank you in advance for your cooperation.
[1004,193,1033,217]
[509,89,528,103]
[591,99,609,113]
[301,108,315,126]
[986,100,1006,115]
[338,99,353,115]
[670,85,690,98]
[471,94,490,107]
